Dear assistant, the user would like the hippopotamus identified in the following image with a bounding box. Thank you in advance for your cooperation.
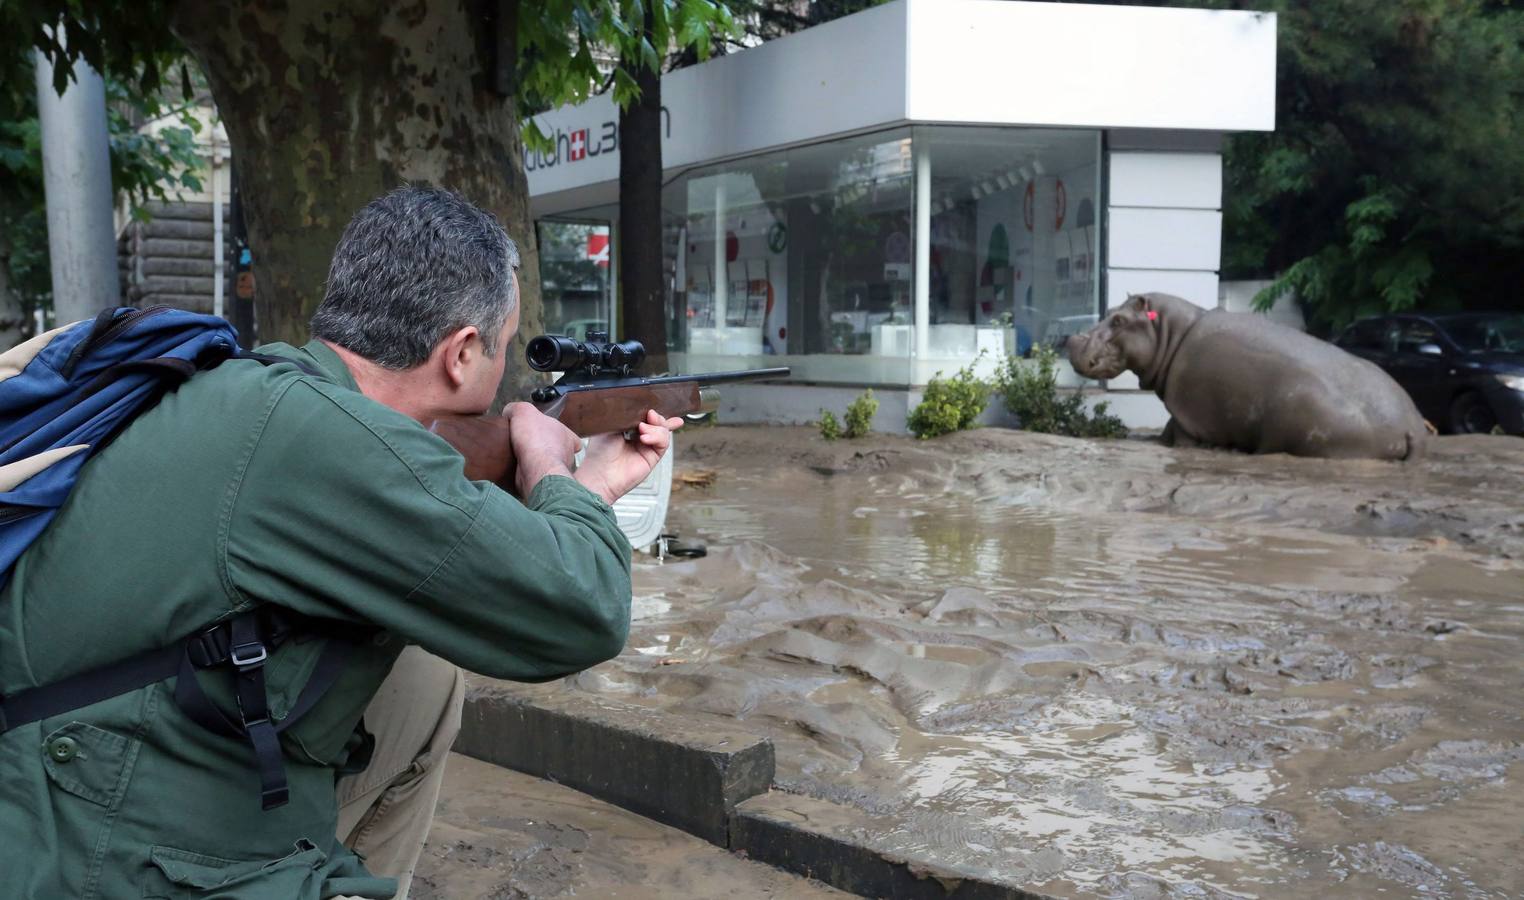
[1067,293,1427,459]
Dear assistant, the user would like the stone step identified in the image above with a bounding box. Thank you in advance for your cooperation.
[732,791,1053,900]
[457,679,1054,899]
[457,679,773,847]
[418,752,849,899]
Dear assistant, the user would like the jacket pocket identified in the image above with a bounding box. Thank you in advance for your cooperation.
[140,841,327,899]
[41,721,133,807]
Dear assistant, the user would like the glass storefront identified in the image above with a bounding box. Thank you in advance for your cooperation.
[667,128,917,384]
[537,219,614,340]
[918,127,1102,384]
[538,126,1101,385]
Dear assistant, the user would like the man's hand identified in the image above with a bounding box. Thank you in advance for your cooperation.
[505,402,582,498]
[574,409,684,505]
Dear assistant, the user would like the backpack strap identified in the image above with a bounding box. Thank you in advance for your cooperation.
[172,611,353,810]
[0,348,358,809]
[235,349,324,378]
[0,608,354,811]
[79,357,201,399]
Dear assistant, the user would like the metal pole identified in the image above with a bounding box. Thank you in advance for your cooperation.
[713,179,728,331]
[914,142,931,363]
[34,42,120,323]
[212,137,225,319]
[226,162,257,344]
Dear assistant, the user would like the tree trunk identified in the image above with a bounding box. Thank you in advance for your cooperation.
[617,8,669,373]
[170,0,546,400]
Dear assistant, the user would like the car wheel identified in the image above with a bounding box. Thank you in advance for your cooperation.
[1450,391,1498,434]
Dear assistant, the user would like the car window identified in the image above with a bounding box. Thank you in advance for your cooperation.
[1445,315,1524,353]
[1397,321,1439,353]
[1342,318,1389,350]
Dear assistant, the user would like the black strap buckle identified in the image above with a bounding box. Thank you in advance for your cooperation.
[187,625,231,668]
[230,640,268,670]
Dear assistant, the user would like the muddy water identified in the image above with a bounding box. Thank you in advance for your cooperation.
[575,427,1524,898]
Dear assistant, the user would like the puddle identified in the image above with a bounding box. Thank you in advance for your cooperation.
[564,426,1524,897]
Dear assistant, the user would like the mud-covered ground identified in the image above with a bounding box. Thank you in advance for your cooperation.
[416,753,848,898]
[567,426,1524,897]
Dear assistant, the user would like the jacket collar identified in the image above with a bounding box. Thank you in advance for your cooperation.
[252,340,361,393]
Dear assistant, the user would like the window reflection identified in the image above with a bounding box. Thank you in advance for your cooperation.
[670,131,916,374]
[537,219,613,340]
[537,127,1102,386]
[921,127,1101,366]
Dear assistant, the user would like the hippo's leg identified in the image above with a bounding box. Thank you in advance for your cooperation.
[1161,418,1204,448]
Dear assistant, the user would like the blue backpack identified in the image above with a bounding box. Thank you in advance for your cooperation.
[0,306,239,579]
[0,306,348,810]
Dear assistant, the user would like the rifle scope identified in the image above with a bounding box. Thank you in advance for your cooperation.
[526,332,646,374]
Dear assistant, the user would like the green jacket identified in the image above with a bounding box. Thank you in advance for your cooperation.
[0,341,632,899]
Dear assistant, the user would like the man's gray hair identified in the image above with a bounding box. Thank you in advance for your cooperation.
[311,186,521,370]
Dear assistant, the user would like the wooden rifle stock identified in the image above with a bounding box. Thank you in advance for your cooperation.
[428,367,789,487]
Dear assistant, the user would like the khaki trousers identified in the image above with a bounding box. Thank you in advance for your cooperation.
[335,646,465,900]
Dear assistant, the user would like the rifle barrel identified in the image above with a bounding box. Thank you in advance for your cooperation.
[553,367,791,394]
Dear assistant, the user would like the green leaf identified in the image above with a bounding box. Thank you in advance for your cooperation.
[638,36,660,73]
[572,6,598,38]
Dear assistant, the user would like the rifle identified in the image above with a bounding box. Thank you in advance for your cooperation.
[429,331,789,485]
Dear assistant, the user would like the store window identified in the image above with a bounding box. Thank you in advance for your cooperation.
[542,126,1100,386]
[665,128,916,384]
[537,219,613,340]
[917,126,1102,369]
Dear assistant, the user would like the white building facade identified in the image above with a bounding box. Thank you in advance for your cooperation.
[526,0,1278,430]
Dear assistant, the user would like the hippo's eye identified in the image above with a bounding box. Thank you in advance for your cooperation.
[1110,315,1124,328]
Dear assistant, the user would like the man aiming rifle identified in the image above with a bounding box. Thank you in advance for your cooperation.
[0,186,680,899]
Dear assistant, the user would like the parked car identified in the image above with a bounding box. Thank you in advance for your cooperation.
[1335,312,1524,434]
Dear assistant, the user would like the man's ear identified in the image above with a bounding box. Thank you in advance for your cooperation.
[438,325,482,389]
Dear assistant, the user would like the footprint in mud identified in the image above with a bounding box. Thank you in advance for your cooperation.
[1242,645,1356,683]
[1367,653,1439,686]
[1373,739,1524,787]
[1338,841,1449,893]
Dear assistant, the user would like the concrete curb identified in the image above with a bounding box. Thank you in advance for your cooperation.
[456,680,774,847]
[457,679,1052,898]
[732,791,1051,900]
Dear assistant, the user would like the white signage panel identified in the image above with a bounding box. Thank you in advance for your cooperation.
[528,0,1277,204]
[905,1,1276,132]
[526,1,908,201]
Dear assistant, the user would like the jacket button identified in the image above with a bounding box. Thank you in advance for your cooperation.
[47,736,79,763]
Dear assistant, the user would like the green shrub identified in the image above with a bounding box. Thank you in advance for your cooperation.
[907,359,991,439]
[1085,402,1133,441]
[994,344,1128,439]
[818,409,843,441]
[844,389,878,438]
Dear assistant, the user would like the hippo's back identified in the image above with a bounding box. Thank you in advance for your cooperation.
[1181,310,1427,458]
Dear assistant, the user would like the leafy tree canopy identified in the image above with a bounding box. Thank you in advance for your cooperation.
[1,0,736,326]
[517,0,737,148]
[0,2,203,320]
[1226,0,1524,333]
[1067,0,1524,333]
